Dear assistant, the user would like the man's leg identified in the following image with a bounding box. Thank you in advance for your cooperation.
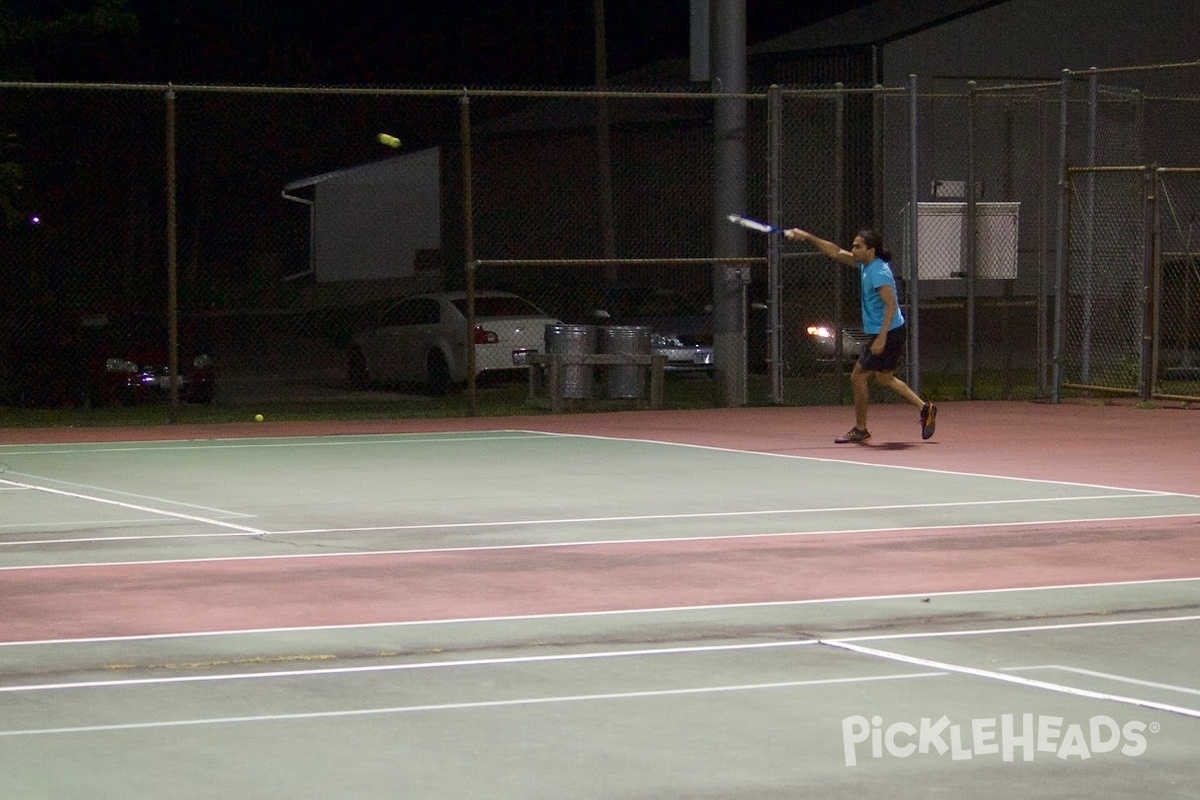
[851,362,872,429]
[873,370,924,409]
[875,371,938,440]
[833,362,875,443]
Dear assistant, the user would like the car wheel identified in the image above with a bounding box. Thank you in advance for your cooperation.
[426,350,451,396]
[348,346,371,389]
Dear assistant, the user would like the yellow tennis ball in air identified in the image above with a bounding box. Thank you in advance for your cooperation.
[254,414,264,423]
[377,133,401,148]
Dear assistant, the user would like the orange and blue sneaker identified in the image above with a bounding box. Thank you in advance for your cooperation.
[835,427,871,444]
[920,402,938,440]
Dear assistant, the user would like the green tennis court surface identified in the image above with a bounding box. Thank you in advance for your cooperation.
[2,423,1198,797]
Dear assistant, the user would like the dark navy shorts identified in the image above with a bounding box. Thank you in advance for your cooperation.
[857,325,906,372]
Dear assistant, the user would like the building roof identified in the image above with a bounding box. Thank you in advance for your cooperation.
[750,0,1011,54]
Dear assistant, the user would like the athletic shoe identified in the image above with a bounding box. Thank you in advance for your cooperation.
[835,427,871,444]
[920,402,937,440]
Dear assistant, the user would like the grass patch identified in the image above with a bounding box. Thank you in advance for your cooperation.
[914,367,1044,402]
[0,368,1067,430]
[0,374,746,429]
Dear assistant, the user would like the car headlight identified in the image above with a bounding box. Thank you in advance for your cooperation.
[106,358,138,374]
[806,325,835,340]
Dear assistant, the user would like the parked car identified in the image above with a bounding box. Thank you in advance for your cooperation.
[3,310,215,407]
[589,286,775,373]
[82,312,215,405]
[801,321,875,369]
[590,286,717,373]
[348,291,561,394]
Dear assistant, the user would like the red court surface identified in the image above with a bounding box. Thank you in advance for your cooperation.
[4,516,1199,643]
[5,399,1195,492]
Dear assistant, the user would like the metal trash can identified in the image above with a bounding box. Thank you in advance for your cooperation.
[600,325,651,399]
[544,324,597,399]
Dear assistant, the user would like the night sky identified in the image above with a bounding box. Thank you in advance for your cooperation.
[21,1,875,86]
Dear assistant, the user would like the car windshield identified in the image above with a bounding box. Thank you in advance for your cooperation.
[452,296,547,318]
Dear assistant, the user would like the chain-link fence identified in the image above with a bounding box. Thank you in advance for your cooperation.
[1157,169,1200,394]
[469,90,744,341]
[2,62,1196,416]
[1061,166,1149,393]
[1061,166,1200,400]
[1055,63,1200,402]
[898,83,1061,402]
[772,86,896,405]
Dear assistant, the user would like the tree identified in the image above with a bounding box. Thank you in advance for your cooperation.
[0,0,137,227]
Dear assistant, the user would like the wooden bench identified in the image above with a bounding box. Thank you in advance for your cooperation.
[527,352,667,411]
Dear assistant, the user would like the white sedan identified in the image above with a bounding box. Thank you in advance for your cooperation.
[348,291,560,394]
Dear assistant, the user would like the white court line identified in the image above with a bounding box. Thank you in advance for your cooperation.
[1004,665,1200,698]
[4,510,1198,568]
[274,493,1178,534]
[0,672,941,738]
[0,432,548,457]
[1,518,190,531]
[6,617,1200,734]
[821,639,1200,720]
[4,430,1195,556]
[3,470,254,518]
[0,529,262,547]
[521,430,1199,498]
[0,639,825,693]
[0,433,535,536]
[0,477,266,537]
[5,499,1196,556]
[831,613,1200,644]
[5,428,1193,499]
[7,613,1199,696]
[2,577,1197,647]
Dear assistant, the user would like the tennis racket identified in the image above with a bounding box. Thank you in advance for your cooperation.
[726,214,784,235]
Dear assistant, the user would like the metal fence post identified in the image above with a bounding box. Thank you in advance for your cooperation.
[834,83,847,392]
[907,74,921,393]
[165,86,180,421]
[1140,165,1157,400]
[965,81,977,399]
[1052,69,1071,403]
[460,89,477,416]
[1038,87,1052,397]
[1081,68,1099,385]
[767,84,783,404]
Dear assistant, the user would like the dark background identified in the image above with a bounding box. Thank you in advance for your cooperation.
[16,1,875,85]
[1,0,882,408]
[4,0,880,312]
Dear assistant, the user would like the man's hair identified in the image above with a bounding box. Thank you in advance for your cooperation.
[857,228,892,262]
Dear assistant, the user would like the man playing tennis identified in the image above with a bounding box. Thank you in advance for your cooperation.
[784,227,937,443]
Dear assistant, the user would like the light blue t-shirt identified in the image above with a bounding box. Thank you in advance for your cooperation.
[860,257,904,334]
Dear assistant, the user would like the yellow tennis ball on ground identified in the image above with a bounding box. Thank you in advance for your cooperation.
[377,133,401,148]
[254,414,264,422]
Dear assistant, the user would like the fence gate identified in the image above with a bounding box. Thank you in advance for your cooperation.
[1060,166,1200,402]
[1154,168,1200,398]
